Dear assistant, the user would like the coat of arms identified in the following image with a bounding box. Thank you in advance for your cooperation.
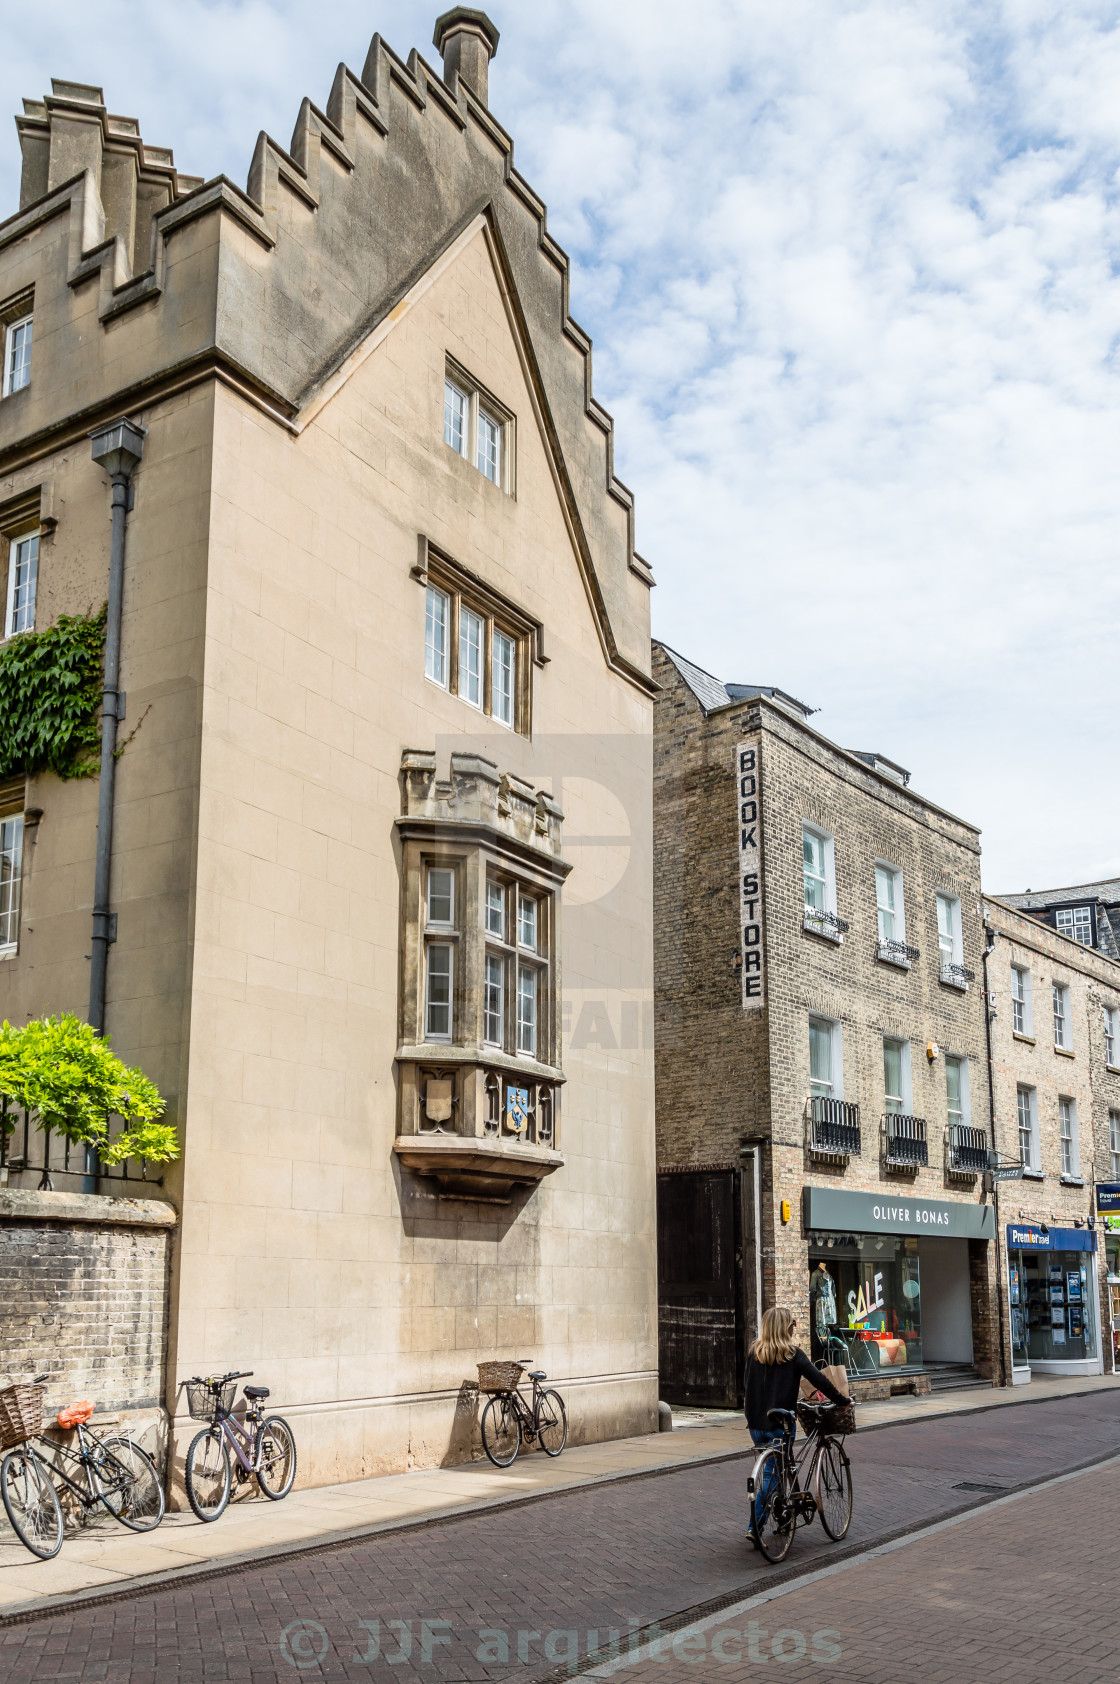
[506,1086,530,1134]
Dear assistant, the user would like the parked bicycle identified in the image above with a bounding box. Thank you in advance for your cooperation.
[182,1371,296,1521]
[747,1398,854,1564]
[0,1376,164,1560]
[477,1360,567,1467]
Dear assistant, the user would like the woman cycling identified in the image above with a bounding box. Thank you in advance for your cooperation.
[744,1305,847,1538]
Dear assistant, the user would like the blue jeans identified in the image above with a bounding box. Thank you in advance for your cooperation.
[749,1425,795,1519]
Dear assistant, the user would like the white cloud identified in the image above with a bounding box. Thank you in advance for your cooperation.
[3,1,1119,887]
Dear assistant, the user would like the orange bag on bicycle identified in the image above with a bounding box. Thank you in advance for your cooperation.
[57,1400,94,1429]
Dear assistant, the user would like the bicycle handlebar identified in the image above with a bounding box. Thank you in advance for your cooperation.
[184,1370,254,1387]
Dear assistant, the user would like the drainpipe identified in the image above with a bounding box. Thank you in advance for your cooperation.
[85,418,146,1192]
[981,915,1008,1386]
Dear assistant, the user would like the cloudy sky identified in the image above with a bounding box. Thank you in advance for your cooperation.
[3,1,1118,890]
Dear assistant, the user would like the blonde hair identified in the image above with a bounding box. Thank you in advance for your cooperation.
[751,1306,798,1366]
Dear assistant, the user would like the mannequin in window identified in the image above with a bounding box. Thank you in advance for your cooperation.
[809,1261,837,1362]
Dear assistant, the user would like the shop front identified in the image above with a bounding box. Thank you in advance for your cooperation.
[1006,1223,1101,1380]
[1095,1185,1120,1375]
[803,1188,995,1386]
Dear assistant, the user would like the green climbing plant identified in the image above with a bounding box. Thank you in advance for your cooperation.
[0,1013,178,1166]
[0,606,106,781]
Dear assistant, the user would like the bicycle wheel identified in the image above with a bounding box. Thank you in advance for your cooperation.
[185,1428,231,1522]
[100,1438,166,1532]
[815,1437,853,1541]
[481,1394,521,1467]
[536,1390,567,1457]
[1,1447,64,1559]
[255,1417,297,1500]
[750,1447,795,1564]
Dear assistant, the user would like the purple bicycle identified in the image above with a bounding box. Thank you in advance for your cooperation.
[182,1371,296,1522]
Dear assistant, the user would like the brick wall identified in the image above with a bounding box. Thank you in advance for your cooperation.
[0,1191,175,1419]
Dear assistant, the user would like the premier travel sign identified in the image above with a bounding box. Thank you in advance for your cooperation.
[803,1186,996,1241]
[736,740,765,1011]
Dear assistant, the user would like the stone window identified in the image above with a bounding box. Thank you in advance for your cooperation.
[0,806,23,955]
[1052,982,1071,1051]
[1,291,32,398]
[1055,904,1092,946]
[1011,965,1032,1036]
[415,540,541,735]
[1059,1097,1080,1179]
[4,531,38,638]
[1105,1005,1119,1069]
[394,751,568,1201]
[442,360,514,493]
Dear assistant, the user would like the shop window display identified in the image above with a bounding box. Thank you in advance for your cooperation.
[1009,1249,1096,1365]
[808,1235,922,1372]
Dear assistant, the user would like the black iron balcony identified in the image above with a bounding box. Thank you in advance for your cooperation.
[803,907,850,943]
[883,1112,928,1169]
[948,1124,989,1175]
[939,961,976,990]
[877,938,920,968]
[809,1097,861,1158]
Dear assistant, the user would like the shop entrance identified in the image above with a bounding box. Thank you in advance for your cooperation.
[1007,1224,1100,1375]
[808,1234,975,1376]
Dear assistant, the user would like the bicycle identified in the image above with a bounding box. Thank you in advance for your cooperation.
[477,1360,567,1467]
[747,1399,854,1564]
[0,1376,164,1560]
[182,1371,297,1521]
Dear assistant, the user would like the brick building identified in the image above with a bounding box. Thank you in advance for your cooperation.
[983,896,1120,1379]
[0,10,658,1484]
[653,644,999,1404]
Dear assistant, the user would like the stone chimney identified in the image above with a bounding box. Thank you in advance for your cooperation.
[433,8,500,106]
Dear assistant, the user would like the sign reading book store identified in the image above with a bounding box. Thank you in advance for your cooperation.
[736,739,765,1011]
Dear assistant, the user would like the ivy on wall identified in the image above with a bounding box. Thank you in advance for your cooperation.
[0,607,105,781]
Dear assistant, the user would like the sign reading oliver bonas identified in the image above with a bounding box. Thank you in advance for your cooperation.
[736,740,764,1011]
[803,1186,997,1240]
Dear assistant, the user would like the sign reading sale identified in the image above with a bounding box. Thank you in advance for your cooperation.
[736,740,765,1011]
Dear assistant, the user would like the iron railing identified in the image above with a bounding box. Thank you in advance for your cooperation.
[940,962,976,989]
[877,938,920,967]
[804,907,850,941]
[948,1123,989,1175]
[0,1100,160,1192]
[882,1112,928,1168]
[809,1096,861,1157]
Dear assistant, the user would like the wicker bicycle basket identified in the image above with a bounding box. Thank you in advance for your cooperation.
[798,1399,856,1437]
[186,1379,237,1422]
[477,1361,524,1394]
[0,1384,44,1451]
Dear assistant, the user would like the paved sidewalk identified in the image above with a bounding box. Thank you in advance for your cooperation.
[0,1387,1117,1680]
[0,1370,1115,1621]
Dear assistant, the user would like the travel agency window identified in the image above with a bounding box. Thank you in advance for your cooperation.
[1099,1173,1120,1372]
[1007,1223,1099,1375]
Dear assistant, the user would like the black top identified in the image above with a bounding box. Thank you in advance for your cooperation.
[743,1348,847,1431]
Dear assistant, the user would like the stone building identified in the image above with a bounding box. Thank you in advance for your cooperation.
[0,10,658,1484]
[996,879,1120,961]
[653,644,998,1405]
[983,896,1120,1379]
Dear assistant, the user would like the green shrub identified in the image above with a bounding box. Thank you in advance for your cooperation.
[0,607,106,781]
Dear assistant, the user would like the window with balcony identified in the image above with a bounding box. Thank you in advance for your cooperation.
[809,1015,859,1156]
[875,864,916,966]
[1052,982,1071,1051]
[1055,904,1092,946]
[1017,1086,1039,1173]
[442,363,513,493]
[883,1037,911,1115]
[945,1055,969,1129]
[1059,1097,1080,1180]
[936,893,971,989]
[803,826,845,942]
[4,531,38,638]
[1105,1005,1119,1068]
[1011,965,1032,1036]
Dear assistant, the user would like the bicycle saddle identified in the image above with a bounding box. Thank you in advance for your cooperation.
[766,1407,796,1428]
[528,1370,546,1380]
[243,1385,270,1401]
[57,1400,94,1428]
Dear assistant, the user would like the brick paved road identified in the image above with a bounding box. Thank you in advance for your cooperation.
[617,1455,1120,1684]
[0,1391,1117,1684]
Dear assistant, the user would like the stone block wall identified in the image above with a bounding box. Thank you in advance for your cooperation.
[0,1190,176,1425]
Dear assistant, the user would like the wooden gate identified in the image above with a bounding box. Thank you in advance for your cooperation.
[657,1168,744,1407]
